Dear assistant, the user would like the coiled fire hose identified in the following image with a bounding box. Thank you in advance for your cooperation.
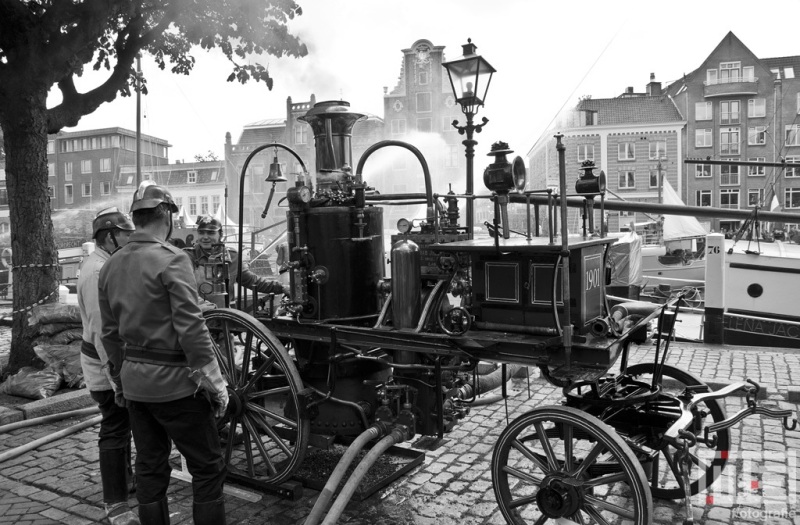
[319,427,406,525]
[304,425,383,525]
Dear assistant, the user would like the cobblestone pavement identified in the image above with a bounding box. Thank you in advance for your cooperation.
[1,316,799,523]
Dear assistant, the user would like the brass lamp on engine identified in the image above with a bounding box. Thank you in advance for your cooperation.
[574,160,606,235]
[484,141,526,239]
[200,248,231,308]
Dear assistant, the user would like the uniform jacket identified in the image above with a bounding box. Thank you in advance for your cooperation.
[183,244,284,298]
[77,247,112,391]
[98,232,218,403]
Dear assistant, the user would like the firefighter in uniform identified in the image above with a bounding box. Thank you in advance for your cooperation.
[184,215,286,307]
[78,207,138,525]
[98,182,229,525]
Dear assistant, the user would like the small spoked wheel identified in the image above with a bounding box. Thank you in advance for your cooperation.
[492,405,652,525]
[625,363,729,500]
[204,308,309,485]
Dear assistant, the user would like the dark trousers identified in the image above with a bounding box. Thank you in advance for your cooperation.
[128,394,226,504]
[90,389,132,451]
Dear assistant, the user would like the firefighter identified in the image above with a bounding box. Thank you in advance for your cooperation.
[98,182,229,525]
[77,207,138,525]
[184,215,287,307]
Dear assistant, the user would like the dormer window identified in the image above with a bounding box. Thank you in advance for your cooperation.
[188,171,197,183]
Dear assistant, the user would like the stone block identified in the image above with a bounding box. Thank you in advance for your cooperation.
[20,388,92,419]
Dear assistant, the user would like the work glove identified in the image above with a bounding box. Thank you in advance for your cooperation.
[102,362,129,408]
[188,360,229,419]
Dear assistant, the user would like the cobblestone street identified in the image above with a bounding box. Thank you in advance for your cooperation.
[1,319,799,525]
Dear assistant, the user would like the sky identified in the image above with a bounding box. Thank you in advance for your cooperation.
[56,0,800,164]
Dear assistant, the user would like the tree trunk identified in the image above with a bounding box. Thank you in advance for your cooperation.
[0,88,60,377]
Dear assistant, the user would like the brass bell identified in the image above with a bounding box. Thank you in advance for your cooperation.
[266,155,287,182]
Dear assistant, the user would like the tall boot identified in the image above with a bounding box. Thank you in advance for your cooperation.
[138,498,170,525]
[100,449,139,524]
[192,497,226,525]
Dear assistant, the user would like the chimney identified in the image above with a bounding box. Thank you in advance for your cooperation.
[626,86,634,94]
[647,73,662,96]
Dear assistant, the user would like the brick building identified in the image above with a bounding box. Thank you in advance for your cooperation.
[528,78,685,233]
[666,31,800,232]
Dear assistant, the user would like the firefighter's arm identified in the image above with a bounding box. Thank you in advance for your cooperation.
[238,260,286,295]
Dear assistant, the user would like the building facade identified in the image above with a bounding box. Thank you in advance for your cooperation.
[528,77,685,233]
[46,127,170,211]
[667,31,800,232]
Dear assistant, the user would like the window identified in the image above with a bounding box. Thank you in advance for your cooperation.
[786,188,800,208]
[442,117,453,132]
[719,61,741,82]
[210,171,218,181]
[618,143,635,160]
[748,126,766,145]
[100,158,111,172]
[720,189,739,209]
[695,102,712,120]
[580,110,598,126]
[748,99,766,118]
[48,163,55,177]
[720,127,740,155]
[649,141,666,160]
[720,101,740,125]
[618,171,635,189]
[65,162,73,181]
[200,196,208,215]
[81,159,92,174]
[391,119,406,135]
[416,117,432,133]
[0,189,7,206]
[417,69,428,85]
[111,135,120,148]
[65,184,73,204]
[212,195,220,214]
[577,144,594,162]
[696,129,712,148]
[785,125,800,146]
[82,183,91,197]
[445,145,459,168]
[294,125,308,145]
[743,66,755,81]
[786,67,795,79]
[748,157,766,176]
[696,190,712,207]
[416,92,431,113]
[706,69,718,85]
[188,196,197,216]
[695,164,712,178]
[720,165,739,186]
[82,138,89,150]
[48,186,54,199]
[649,170,661,188]
[175,197,183,209]
[101,181,111,195]
[785,156,800,177]
[797,93,800,114]
[748,188,765,207]
[47,140,55,154]
[188,171,197,183]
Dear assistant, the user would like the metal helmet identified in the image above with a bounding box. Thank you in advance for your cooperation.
[130,180,179,213]
[196,215,222,232]
[92,207,135,239]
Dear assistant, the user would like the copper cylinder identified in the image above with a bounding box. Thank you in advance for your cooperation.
[391,238,421,331]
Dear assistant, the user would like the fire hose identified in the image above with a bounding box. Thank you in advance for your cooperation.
[318,427,406,525]
[304,425,384,525]
[0,406,100,434]
[0,414,102,464]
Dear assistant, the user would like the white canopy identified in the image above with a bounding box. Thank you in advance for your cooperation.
[661,179,708,241]
[213,201,238,229]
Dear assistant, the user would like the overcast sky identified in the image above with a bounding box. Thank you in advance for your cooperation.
[58,0,800,164]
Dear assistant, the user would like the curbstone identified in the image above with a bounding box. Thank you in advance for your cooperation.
[0,406,23,425]
[19,389,93,420]
[787,386,800,403]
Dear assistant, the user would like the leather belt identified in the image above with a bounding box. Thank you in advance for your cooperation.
[124,343,189,367]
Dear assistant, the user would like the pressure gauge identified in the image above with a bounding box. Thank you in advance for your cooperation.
[287,186,312,204]
[397,218,412,234]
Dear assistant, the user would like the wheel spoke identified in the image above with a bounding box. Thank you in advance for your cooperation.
[583,471,627,488]
[222,321,238,385]
[584,494,635,519]
[242,414,278,476]
[509,493,540,510]
[501,465,543,485]
[570,441,604,479]
[563,423,574,473]
[533,421,559,472]
[247,384,291,400]
[224,417,239,464]
[247,401,298,429]
[240,330,254,381]
[241,422,255,476]
[511,438,551,474]
[248,409,293,457]
[582,503,612,525]
[242,352,276,394]
[532,512,549,525]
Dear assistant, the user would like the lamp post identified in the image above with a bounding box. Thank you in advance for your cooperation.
[443,39,496,239]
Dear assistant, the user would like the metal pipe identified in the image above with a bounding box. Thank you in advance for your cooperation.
[304,425,383,525]
[555,134,573,368]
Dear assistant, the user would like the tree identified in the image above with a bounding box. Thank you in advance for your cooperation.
[194,150,220,162]
[0,0,307,377]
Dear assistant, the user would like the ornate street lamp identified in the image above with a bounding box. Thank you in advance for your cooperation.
[443,38,496,239]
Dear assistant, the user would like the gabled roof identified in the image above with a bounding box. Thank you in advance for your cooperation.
[577,96,683,126]
[118,161,225,187]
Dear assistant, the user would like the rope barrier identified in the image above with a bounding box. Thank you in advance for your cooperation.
[0,289,58,320]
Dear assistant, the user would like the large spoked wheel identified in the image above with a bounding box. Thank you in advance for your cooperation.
[204,308,309,485]
[492,405,652,525]
[625,363,729,500]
